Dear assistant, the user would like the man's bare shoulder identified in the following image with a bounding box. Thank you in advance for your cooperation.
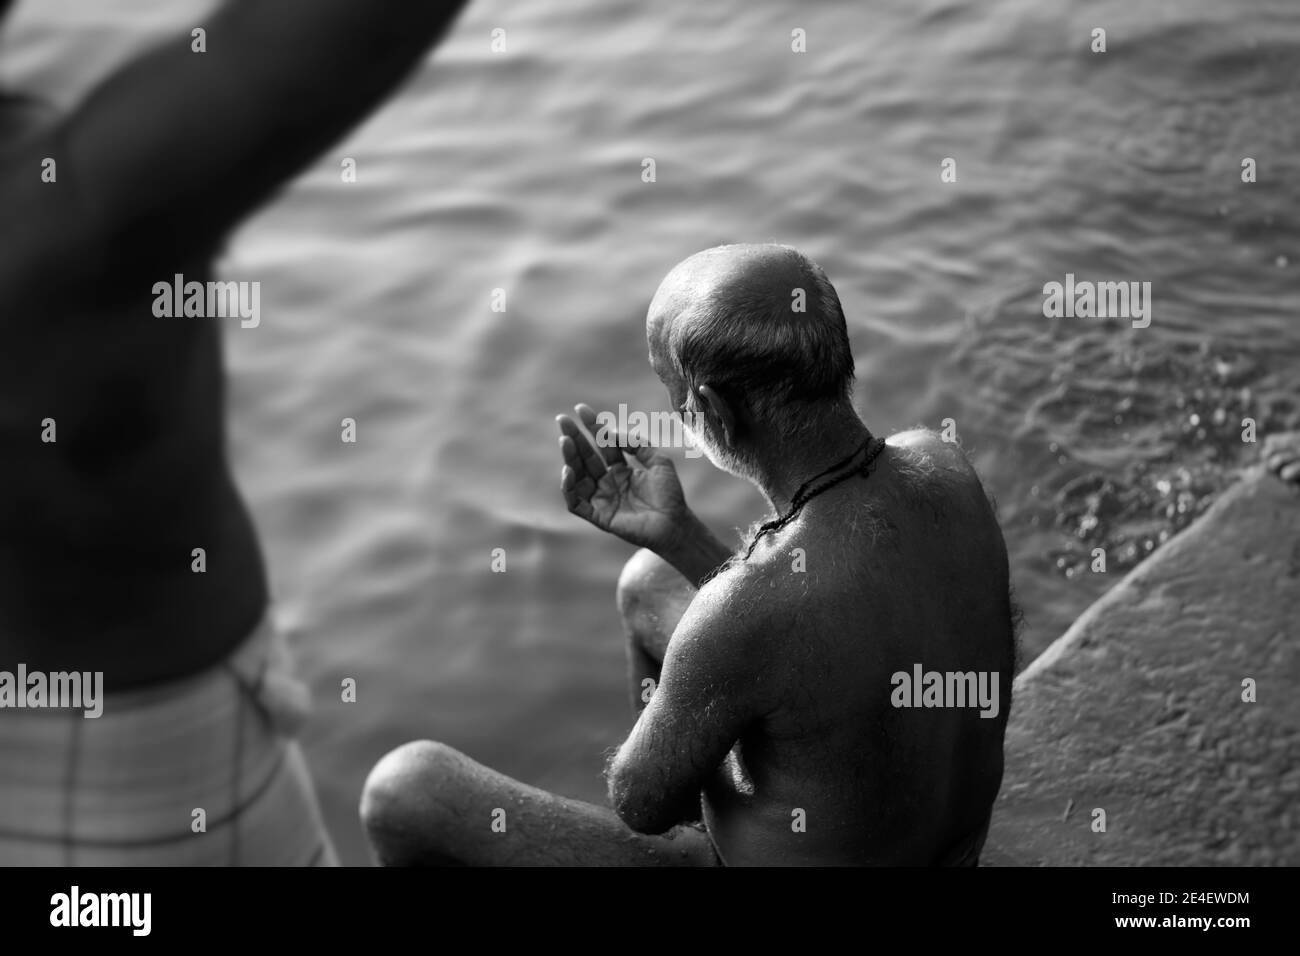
[886,428,1009,569]
[684,557,790,653]
[888,427,971,468]
[886,427,987,497]
[635,558,786,727]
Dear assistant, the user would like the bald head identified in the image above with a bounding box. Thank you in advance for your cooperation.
[647,244,854,426]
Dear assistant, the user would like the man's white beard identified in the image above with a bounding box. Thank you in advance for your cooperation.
[683,416,757,483]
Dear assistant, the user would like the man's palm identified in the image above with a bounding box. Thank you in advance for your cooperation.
[558,405,688,552]
[584,456,685,545]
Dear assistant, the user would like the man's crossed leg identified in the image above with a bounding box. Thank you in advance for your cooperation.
[360,550,718,867]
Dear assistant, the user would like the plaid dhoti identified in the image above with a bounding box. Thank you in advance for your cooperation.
[0,614,337,866]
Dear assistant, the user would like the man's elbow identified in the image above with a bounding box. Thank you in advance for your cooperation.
[607,763,680,835]
[614,793,678,836]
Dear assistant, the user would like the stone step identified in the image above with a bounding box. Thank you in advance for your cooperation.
[985,465,1300,866]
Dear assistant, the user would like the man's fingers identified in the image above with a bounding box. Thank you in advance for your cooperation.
[558,434,581,477]
[628,439,660,468]
[568,404,669,470]
[575,403,625,468]
[559,445,599,497]
[557,415,607,480]
[608,427,661,468]
[561,464,597,520]
[559,436,601,498]
[1282,460,1300,484]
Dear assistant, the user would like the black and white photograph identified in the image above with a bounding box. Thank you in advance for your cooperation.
[0,0,1294,933]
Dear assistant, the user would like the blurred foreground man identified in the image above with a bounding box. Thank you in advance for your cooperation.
[363,244,1019,865]
[0,0,468,864]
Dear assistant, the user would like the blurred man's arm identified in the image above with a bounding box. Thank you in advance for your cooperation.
[58,0,470,263]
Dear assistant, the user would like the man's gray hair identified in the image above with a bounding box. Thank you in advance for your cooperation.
[667,247,854,425]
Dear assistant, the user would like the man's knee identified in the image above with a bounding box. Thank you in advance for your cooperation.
[617,548,669,622]
[360,739,463,866]
[616,548,693,642]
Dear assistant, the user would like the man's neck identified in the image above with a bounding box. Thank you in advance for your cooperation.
[749,405,878,515]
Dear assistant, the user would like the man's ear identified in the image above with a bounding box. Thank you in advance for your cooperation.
[696,384,738,447]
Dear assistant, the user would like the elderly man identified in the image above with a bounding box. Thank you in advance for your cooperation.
[362,244,1018,865]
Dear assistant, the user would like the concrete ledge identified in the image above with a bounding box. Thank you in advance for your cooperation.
[984,466,1300,866]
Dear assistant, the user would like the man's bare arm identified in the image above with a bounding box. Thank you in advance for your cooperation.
[59,0,469,264]
[606,585,773,834]
[659,513,735,589]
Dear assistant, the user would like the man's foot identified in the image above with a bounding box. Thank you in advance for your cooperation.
[1262,432,1300,486]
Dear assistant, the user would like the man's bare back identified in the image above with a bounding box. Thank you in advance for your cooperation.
[687,431,1013,865]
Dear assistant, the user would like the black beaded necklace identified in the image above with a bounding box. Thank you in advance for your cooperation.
[742,434,889,561]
